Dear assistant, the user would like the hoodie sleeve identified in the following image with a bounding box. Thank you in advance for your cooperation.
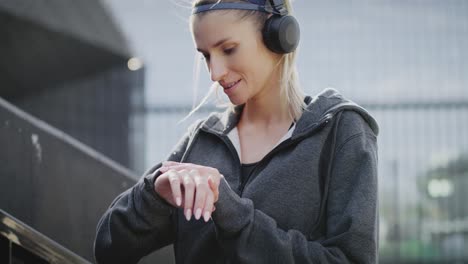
[94,120,202,264]
[212,115,378,263]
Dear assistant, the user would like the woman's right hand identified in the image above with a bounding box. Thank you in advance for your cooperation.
[154,162,221,222]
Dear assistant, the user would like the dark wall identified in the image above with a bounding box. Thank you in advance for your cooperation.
[0,97,137,262]
[0,0,131,99]
[0,1,144,171]
[10,65,145,170]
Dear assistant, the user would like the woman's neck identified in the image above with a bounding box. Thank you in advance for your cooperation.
[240,86,292,129]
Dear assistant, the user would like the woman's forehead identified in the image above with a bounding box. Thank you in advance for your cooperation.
[191,11,255,45]
[192,10,242,31]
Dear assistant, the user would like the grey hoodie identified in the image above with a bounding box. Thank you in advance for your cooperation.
[94,88,379,264]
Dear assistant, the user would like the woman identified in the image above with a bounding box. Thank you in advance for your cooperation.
[94,0,379,263]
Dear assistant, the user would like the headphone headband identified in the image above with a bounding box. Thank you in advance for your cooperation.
[192,3,268,14]
[192,0,288,16]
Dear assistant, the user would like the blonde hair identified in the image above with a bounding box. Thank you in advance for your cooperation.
[185,0,305,122]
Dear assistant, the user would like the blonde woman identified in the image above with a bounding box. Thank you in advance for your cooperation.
[95,0,379,263]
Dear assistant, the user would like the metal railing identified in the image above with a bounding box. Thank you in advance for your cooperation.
[0,209,90,264]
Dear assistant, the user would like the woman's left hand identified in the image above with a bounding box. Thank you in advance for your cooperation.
[159,161,223,222]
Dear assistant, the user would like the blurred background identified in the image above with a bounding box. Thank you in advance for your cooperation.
[0,0,467,263]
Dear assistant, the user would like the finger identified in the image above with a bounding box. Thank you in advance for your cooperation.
[203,190,214,222]
[159,166,169,173]
[167,170,182,207]
[206,169,222,190]
[191,170,208,220]
[163,164,220,183]
[162,164,196,173]
[159,161,180,172]
[181,171,195,221]
[208,177,219,202]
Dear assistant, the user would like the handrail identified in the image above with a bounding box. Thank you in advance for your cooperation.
[0,209,91,264]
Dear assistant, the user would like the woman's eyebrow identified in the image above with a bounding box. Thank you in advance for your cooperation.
[197,37,232,53]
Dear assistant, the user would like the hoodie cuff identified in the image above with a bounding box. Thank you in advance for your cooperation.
[140,171,174,215]
[212,178,253,235]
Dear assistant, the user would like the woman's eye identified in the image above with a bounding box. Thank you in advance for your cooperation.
[224,47,236,55]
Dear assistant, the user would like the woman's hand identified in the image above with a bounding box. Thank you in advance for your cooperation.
[154,161,223,222]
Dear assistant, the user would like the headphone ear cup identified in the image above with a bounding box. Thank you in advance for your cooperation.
[262,15,300,54]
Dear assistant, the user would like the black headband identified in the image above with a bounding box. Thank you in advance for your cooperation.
[192,0,288,16]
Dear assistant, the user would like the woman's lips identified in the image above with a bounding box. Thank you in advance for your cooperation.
[223,79,241,95]
[224,79,240,89]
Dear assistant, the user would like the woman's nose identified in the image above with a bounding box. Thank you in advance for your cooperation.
[209,58,228,82]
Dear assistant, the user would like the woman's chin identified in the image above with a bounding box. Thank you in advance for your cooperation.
[227,96,246,106]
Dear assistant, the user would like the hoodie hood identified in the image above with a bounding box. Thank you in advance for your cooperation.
[201,88,379,137]
[294,88,379,137]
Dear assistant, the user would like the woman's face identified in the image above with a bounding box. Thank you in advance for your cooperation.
[191,11,281,105]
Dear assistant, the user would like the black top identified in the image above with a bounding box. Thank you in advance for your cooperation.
[239,122,295,187]
[240,162,260,188]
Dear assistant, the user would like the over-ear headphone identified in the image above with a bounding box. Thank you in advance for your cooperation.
[192,0,300,54]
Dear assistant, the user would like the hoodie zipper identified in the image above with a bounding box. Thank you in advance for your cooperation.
[202,130,243,194]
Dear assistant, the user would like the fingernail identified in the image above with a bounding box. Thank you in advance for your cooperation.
[185,209,192,221]
[176,197,181,206]
[195,208,202,220]
[203,211,211,222]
